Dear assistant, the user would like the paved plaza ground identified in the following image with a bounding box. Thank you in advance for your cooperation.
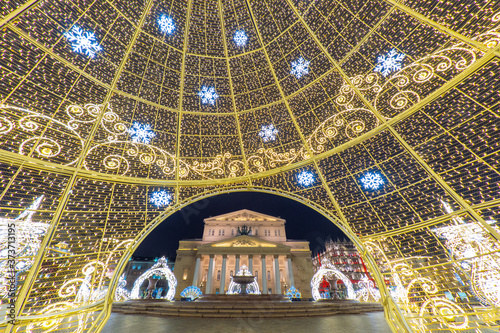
[102,312,392,332]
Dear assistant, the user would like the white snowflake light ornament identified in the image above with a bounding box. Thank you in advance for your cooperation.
[198,86,219,105]
[360,172,385,190]
[259,124,278,142]
[297,170,315,187]
[158,15,175,35]
[128,122,156,144]
[64,26,102,58]
[233,30,248,47]
[150,190,172,208]
[291,57,310,79]
[374,49,405,77]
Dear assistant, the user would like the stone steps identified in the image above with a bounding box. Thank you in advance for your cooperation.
[112,300,383,318]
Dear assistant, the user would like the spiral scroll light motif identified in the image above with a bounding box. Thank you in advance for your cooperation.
[26,240,133,332]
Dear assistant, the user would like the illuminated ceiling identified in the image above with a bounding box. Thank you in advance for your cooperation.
[1,0,500,332]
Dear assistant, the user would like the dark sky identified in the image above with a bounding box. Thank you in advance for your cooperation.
[134,191,347,259]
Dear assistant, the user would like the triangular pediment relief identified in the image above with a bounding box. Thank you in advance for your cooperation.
[205,209,283,223]
[199,235,290,249]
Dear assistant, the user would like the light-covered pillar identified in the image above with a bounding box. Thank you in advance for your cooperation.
[206,255,214,294]
[235,254,240,272]
[261,255,267,294]
[220,255,227,294]
[287,256,294,287]
[274,255,281,294]
[248,255,253,273]
[192,256,201,286]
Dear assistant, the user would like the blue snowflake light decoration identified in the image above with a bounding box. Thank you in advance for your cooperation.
[290,57,310,79]
[374,49,405,77]
[233,30,248,47]
[64,26,102,58]
[285,286,302,299]
[297,170,315,187]
[198,86,219,105]
[258,124,278,142]
[158,15,175,35]
[128,122,156,144]
[360,172,385,190]
[150,190,172,208]
[180,286,202,300]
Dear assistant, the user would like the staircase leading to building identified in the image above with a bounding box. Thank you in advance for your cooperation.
[112,299,384,318]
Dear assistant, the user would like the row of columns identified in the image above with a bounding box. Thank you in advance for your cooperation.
[191,254,294,294]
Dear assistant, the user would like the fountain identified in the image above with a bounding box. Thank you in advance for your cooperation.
[228,265,258,295]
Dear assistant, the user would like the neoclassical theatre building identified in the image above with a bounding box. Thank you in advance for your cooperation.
[174,210,314,298]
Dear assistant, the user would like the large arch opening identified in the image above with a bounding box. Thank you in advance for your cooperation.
[103,187,410,332]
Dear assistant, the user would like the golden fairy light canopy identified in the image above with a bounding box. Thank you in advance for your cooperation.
[1,0,497,182]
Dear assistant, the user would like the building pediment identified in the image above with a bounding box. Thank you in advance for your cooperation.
[204,209,284,223]
[199,235,290,250]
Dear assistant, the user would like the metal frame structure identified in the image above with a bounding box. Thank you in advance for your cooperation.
[1,0,499,332]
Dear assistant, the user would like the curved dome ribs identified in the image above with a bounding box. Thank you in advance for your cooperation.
[1,0,500,332]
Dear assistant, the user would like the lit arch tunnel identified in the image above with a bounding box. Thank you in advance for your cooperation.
[0,0,499,332]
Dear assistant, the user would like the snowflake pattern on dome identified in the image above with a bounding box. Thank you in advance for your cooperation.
[360,172,385,190]
[290,57,310,79]
[233,30,248,47]
[258,124,278,142]
[64,26,102,58]
[297,170,315,186]
[150,190,172,208]
[374,49,405,77]
[158,15,175,35]
[198,86,219,105]
[128,122,155,144]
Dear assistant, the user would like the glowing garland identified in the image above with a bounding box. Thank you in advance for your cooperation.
[114,274,130,301]
[130,256,177,301]
[0,196,49,298]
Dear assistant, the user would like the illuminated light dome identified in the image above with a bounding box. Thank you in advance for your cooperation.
[2,1,500,332]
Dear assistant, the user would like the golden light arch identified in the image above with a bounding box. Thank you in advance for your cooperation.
[1,0,500,332]
[103,187,412,332]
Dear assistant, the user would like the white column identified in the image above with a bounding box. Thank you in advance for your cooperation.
[220,255,227,294]
[192,256,201,286]
[235,254,240,272]
[287,256,294,287]
[274,255,281,294]
[206,255,214,294]
[248,255,253,273]
[261,255,267,294]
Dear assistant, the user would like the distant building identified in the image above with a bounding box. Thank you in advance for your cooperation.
[123,257,175,290]
[173,210,314,298]
[312,239,372,283]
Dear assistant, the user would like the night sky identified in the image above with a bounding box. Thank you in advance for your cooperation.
[134,191,347,260]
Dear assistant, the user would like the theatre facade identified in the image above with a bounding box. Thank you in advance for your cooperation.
[173,210,314,298]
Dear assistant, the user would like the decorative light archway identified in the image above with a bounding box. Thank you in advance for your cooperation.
[310,258,355,301]
[130,257,177,301]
